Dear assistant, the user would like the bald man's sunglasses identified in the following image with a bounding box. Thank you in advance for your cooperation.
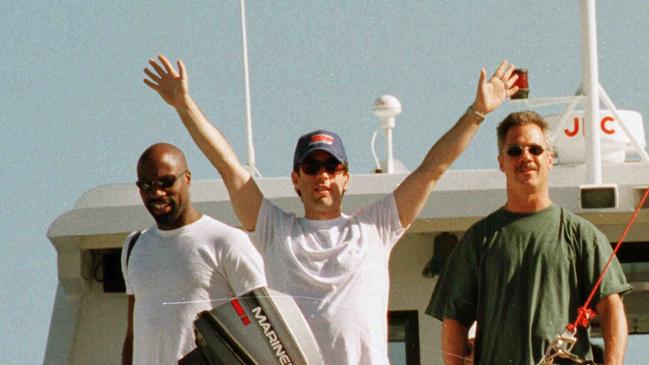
[300,159,346,175]
[136,171,187,192]
[505,144,545,157]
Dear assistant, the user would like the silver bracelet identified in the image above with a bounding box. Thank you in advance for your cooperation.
[466,105,486,123]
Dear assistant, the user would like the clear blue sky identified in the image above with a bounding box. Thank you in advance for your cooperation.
[2,1,649,364]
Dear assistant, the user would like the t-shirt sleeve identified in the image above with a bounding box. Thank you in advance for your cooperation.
[220,228,267,297]
[252,198,293,255]
[578,221,632,302]
[425,228,478,328]
[120,231,139,295]
[358,193,406,250]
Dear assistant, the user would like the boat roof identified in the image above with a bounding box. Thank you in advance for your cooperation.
[48,162,649,250]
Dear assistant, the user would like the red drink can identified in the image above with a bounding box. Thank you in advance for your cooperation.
[512,68,529,99]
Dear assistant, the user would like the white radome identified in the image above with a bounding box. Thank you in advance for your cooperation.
[373,95,402,120]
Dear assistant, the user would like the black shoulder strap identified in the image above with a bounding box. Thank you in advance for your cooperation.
[126,231,142,268]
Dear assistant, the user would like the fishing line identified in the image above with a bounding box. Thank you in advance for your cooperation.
[163,294,354,309]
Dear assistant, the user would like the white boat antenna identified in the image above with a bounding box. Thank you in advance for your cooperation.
[578,0,649,183]
[239,0,261,177]
[580,0,603,184]
[372,95,402,174]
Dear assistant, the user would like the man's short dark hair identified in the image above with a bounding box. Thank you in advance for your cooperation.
[496,111,552,152]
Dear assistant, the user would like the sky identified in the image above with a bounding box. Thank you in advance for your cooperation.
[2,1,649,364]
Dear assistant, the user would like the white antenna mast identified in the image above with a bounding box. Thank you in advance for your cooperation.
[580,0,602,184]
[239,0,260,176]
[373,95,401,173]
[371,95,408,174]
[579,0,648,183]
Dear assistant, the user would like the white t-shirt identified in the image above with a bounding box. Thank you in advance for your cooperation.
[121,215,266,365]
[253,194,405,365]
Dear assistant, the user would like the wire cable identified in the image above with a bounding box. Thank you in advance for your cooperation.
[370,129,381,172]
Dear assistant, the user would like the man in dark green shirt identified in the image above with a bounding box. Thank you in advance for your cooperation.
[427,111,631,364]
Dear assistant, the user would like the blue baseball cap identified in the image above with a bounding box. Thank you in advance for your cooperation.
[293,130,348,171]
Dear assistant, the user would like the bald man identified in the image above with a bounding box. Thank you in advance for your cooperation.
[121,143,266,365]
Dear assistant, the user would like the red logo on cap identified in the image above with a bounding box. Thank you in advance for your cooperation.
[309,134,334,146]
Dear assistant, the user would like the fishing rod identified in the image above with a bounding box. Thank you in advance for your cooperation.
[539,186,649,365]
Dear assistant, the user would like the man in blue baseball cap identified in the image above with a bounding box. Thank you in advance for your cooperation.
[289,129,350,219]
[292,129,348,171]
[144,54,519,365]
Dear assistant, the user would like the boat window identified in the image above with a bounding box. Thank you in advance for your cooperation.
[388,310,420,365]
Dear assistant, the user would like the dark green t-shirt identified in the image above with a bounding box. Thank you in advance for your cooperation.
[426,205,631,365]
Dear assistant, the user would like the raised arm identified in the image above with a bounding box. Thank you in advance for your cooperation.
[143,55,262,231]
[394,60,519,227]
[596,293,627,365]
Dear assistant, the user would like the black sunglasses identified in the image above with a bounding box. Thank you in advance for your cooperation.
[300,158,346,175]
[505,144,545,157]
[136,171,187,192]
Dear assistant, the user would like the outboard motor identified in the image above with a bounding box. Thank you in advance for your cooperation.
[179,287,324,365]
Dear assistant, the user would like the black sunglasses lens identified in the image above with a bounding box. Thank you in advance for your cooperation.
[506,146,523,157]
[324,160,342,173]
[529,145,544,155]
[136,181,152,191]
[301,162,321,175]
[158,176,177,188]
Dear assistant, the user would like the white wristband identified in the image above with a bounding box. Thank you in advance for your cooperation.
[466,105,486,123]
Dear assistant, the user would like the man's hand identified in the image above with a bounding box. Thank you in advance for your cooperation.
[472,60,519,115]
[143,54,189,109]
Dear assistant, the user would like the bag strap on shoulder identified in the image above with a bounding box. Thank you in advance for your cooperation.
[126,231,142,268]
